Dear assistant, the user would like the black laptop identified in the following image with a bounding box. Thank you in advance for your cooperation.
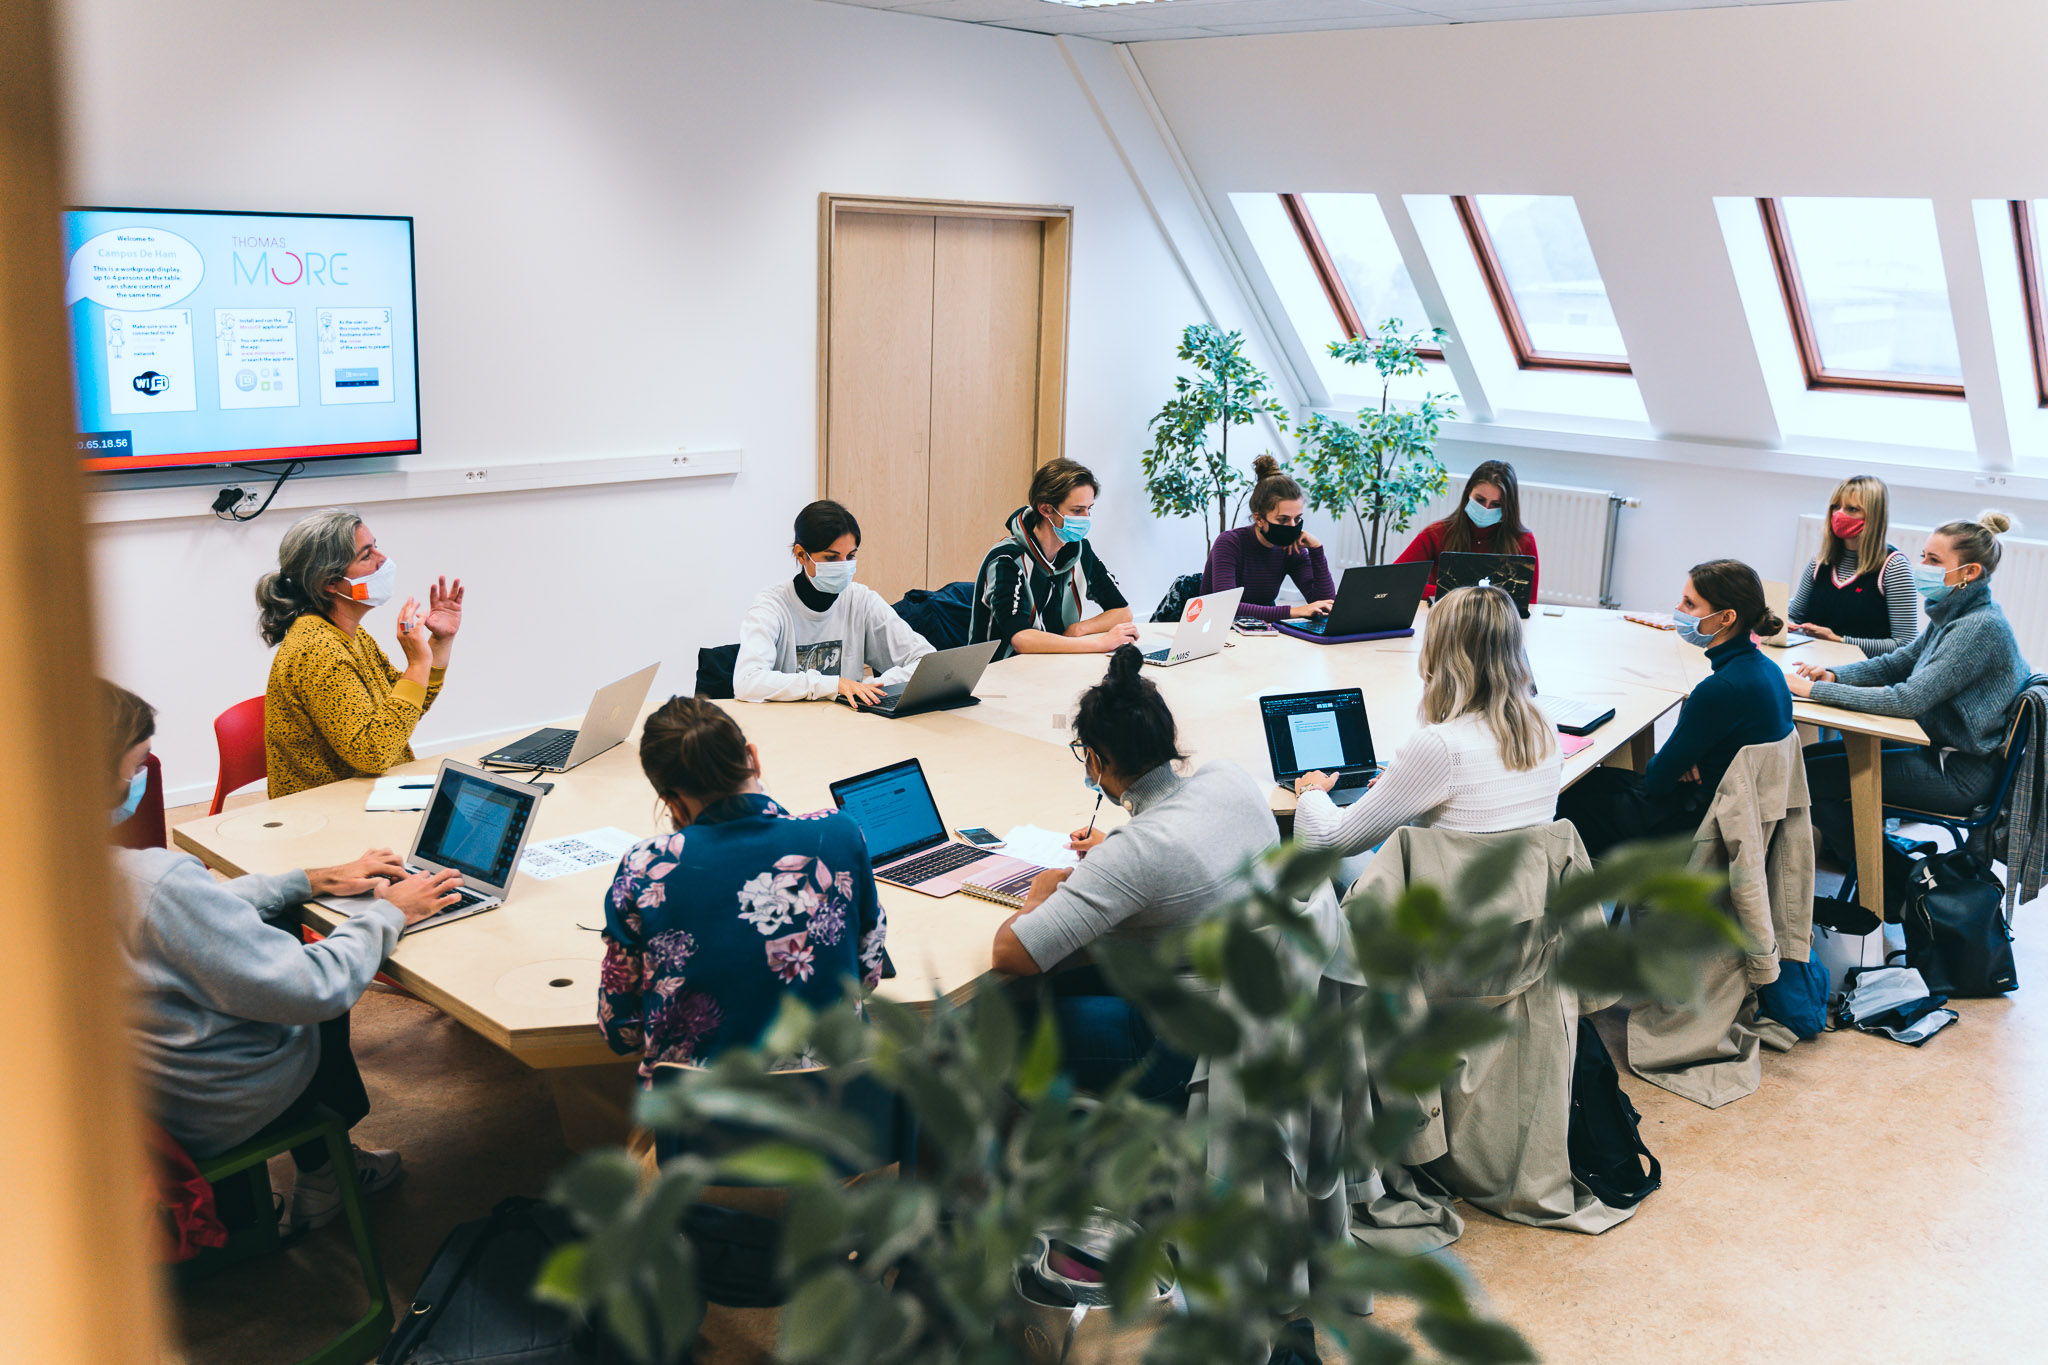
[1260,688,1382,807]
[1273,561,1431,642]
[1435,552,1537,618]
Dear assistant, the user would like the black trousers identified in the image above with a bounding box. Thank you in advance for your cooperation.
[1803,740,2000,910]
[1555,767,1709,861]
[285,1011,372,1172]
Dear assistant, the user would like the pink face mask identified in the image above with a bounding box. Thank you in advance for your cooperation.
[1830,510,1866,540]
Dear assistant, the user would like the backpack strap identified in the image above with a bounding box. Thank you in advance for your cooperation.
[378,1197,539,1362]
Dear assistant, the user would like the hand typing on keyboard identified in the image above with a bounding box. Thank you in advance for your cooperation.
[1293,771,1339,795]
[381,868,467,926]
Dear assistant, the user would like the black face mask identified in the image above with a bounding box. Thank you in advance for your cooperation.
[1262,521,1303,547]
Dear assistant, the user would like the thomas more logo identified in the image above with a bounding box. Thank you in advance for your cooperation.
[232,245,349,287]
[132,370,170,396]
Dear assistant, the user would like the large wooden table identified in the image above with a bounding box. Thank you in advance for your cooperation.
[170,605,1918,1137]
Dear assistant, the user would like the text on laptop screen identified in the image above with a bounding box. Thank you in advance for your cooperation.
[418,771,534,884]
[1261,691,1374,777]
[835,762,945,863]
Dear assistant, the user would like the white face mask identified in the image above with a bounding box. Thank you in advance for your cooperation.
[809,558,856,594]
[336,558,396,609]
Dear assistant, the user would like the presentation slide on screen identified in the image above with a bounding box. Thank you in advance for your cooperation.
[64,208,418,471]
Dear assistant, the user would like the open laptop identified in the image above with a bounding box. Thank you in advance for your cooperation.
[1759,579,1811,649]
[328,760,545,935]
[1260,688,1382,807]
[1435,552,1537,617]
[1274,561,1431,641]
[479,663,659,772]
[838,640,1000,718]
[1143,586,1242,667]
[830,756,1046,896]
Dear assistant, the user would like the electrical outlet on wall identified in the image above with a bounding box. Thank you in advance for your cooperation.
[464,468,489,483]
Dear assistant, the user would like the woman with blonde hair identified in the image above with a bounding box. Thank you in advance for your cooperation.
[1788,473,1917,655]
[1293,585,1561,855]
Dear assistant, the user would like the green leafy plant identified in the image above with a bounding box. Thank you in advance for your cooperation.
[1293,320,1457,565]
[536,834,1733,1364]
[1142,324,1291,550]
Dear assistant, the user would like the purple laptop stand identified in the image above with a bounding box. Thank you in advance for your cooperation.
[1272,622,1415,645]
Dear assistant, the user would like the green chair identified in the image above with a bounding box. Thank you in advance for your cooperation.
[181,1106,394,1365]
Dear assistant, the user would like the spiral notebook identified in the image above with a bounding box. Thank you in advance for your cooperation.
[958,864,1045,909]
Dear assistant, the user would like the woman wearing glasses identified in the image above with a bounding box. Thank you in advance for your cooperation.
[1202,456,1337,622]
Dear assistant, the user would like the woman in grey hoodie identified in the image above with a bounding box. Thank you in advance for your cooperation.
[106,682,462,1230]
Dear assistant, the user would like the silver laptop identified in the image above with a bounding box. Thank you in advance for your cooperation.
[841,640,1000,718]
[1143,587,1243,667]
[479,663,659,771]
[830,757,1045,896]
[326,760,545,935]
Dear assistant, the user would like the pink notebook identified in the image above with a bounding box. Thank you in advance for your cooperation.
[1559,731,1595,759]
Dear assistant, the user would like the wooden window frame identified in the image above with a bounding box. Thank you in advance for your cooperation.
[1277,193,1443,360]
[1451,195,1630,374]
[1756,197,1965,400]
[2010,199,2048,407]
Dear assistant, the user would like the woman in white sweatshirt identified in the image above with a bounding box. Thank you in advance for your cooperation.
[1293,586,1562,858]
[734,500,935,704]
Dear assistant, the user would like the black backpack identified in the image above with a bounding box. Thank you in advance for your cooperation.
[1902,846,2017,998]
[1150,572,1206,624]
[379,1197,631,1365]
[1567,1026,1661,1210]
[694,643,739,700]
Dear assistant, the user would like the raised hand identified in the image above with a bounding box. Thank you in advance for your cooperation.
[424,577,465,640]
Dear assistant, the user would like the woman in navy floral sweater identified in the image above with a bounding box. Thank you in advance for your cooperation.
[598,696,885,1079]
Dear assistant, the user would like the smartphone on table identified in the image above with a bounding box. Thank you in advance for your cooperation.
[956,827,1003,848]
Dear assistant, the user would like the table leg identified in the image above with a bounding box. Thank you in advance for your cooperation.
[543,1058,643,1152]
[1844,731,1886,935]
[1627,726,1656,772]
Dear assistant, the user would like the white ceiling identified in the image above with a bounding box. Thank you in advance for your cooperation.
[815,0,1836,42]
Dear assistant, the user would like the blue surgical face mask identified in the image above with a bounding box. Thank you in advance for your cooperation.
[1055,514,1092,545]
[809,557,856,594]
[1466,498,1503,529]
[1672,607,1728,649]
[1912,562,1963,604]
[111,766,147,826]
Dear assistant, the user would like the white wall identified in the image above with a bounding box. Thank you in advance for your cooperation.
[62,0,1216,802]
[1129,0,2048,612]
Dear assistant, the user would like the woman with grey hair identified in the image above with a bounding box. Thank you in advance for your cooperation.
[257,508,466,797]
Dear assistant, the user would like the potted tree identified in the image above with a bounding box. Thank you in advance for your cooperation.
[1141,324,1290,552]
[1293,321,1456,565]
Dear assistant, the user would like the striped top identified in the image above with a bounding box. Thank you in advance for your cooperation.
[1202,526,1338,623]
[1293,712,1563,858]
[1788,545,1916,656]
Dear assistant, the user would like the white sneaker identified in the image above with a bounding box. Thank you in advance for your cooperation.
[286,1145,404,1232]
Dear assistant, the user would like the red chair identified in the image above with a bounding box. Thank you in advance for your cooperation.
[112,752,168,849]
[210,696,267,815]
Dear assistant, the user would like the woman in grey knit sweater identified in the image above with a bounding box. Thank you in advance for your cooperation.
[1792,513,2031,902]
[106,683,463,1230]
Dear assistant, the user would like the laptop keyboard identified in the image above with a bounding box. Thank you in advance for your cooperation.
[887,841,989,883]
[1143,647,1170,662]
[1293,617,1328,634]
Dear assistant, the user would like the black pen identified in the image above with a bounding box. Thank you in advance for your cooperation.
[1082,791,1103,842]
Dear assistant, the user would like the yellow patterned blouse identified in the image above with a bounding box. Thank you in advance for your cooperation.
[264,614,446,798]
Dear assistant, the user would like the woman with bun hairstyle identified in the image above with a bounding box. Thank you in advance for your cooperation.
[1795,513,2032,884]
[258,507,465,798]
[1294,586,1560,857]
[1201,455,1337,622]
[991,645,1276,1103]
[1395,459,1540,601]
[598,696,886,1079]
[1787,474,1917,656]
[1559,560,1792,858]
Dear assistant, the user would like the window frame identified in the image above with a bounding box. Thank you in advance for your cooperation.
[1278,193,1443,361]
[1756,196,1965,400]
[2009,199,2048,408]
[1450,195,1630,374]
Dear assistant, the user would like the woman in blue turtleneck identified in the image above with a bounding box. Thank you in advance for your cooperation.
[1558,559,1793,859]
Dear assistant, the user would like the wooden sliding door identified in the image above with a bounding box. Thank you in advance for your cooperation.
[821,196,1070,604]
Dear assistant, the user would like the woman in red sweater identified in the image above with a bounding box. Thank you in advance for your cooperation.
[1395,459,1540,601]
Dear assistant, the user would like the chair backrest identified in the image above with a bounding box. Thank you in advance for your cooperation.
[112,752,168,850]
[210,696,267,816]
[695,643,740,700]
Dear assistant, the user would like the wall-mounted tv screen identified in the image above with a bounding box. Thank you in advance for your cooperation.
[64,206,419,472]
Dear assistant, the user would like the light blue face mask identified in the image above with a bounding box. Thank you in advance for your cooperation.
[1911,562,1964,604]
[809,557,856,594]
[111,766,147,826]
[1466,497,1503,529]
[1672,607,1729,649]
[1055,514,1092,545]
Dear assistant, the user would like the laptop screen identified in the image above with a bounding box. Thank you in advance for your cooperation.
[1260,689,1375,780]
[417,768,538,887]
[832,759,945,865]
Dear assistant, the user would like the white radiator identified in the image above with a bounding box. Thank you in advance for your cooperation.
[1320,475,1632,609]
[1792,513,2048,668]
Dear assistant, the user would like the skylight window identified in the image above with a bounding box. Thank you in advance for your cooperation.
[1278,193,1441,358]
[1758,197,1962,396]
[2009,200,2048,406]
[1453,195,1628,372]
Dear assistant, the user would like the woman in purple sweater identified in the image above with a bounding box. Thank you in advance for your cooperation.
[1202,456,1337,623]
